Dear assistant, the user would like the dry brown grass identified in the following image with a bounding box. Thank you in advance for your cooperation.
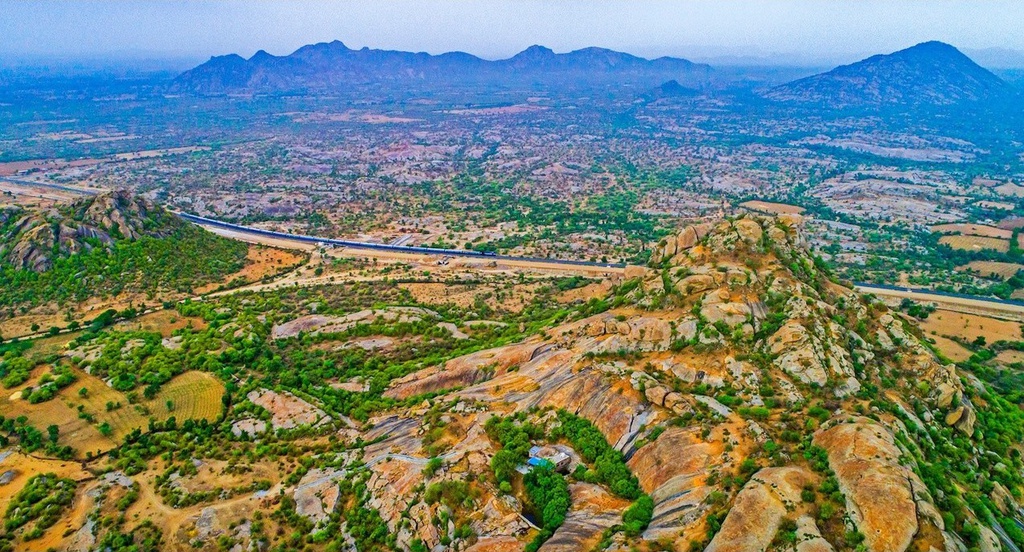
[975,200,1015,211]
[739,200,805,215]
[195,245,306,294]
[927,334,973,362]
[939,235,1010,253]
[0,385,117,457]
[919,310,1022,343]
[400,281,540,313]
[996,350,1024,365]
[112,310,207,337]
[0,451,94,551]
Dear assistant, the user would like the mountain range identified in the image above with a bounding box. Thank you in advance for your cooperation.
[170,41,712,95]
[172,39,1018,112]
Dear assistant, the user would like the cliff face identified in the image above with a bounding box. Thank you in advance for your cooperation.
[0,190,180,272]
[311,214,1012,551]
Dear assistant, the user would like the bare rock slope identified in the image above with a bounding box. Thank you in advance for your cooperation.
[311,214,1018,552]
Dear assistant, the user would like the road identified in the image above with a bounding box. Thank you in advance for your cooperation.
[178,213,626,271]
[184,213,1024,318]
[0,176,97,196]
[855,282,1024,321]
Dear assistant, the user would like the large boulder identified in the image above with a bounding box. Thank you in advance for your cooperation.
[813,420,918,552]
[705,466,820,552]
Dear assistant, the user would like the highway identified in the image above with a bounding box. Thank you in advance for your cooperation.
[0,176,97,196]
[855,281,1024,308]
[182,213,1024,315]
[178,212,627,270]
[2,171,1021,315]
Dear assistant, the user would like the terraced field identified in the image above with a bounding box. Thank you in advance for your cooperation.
[956,260,1024,280]
[149,370,225,421]
[2,369,225,457]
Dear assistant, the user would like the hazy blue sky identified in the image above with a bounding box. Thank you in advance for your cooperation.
[3,0,1023,66]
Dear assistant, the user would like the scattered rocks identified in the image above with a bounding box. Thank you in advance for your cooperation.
[293,468,345,525]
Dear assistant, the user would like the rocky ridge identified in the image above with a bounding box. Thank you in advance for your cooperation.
[257,214,1015,552]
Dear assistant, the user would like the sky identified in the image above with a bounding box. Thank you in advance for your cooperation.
[2,0,1024,67]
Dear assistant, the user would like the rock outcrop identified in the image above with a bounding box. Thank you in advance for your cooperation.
[706,467,821,552]
[813,420,930,552]
[0,190,180,271]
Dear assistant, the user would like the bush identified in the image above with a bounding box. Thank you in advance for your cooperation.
[622,495,654,536]
[523,465,570,550]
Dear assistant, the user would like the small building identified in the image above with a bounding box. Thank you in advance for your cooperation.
[528,445,572,473]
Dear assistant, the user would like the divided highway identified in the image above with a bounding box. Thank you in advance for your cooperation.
[180,212,1024,317]
[178,212,627,270]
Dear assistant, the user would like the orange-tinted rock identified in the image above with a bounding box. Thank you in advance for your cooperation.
[706,467,818,552]
[814,420,918,552]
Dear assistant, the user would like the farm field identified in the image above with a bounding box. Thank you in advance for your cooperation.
[918,310,1023,343]
[148,370,225,421]
[955,260,1024,280]
[938,234,1010,252]
[1,369,225,457]
[931,223,1013,239]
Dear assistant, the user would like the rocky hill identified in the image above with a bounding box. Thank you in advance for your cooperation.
[170,40,711,95]
[0,190,182,272]
[259,214,1015,551]
[5,214,1021,552]
[764,41,1015,108]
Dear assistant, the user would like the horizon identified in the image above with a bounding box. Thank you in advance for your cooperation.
[3,1,1024,71]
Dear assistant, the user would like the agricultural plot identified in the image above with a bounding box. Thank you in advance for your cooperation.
[939,235,1010,252]
[956,261,1024,280]
[149,370,225,421]
[931,223,1013,239]
[1,369,225,456]
[0,388,116,457]
[919,310,1023,343]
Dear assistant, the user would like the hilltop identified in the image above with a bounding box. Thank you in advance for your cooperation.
[170,40,711,95]
[0,190,180,272]
[0,190,254,327]
[764,41,1015,108]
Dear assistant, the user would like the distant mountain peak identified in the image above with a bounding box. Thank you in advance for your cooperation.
[764,40,1014,108]
[516,45,555,58]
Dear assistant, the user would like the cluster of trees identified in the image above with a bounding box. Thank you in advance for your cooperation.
[485,414,545,488]
[1,473,76,542]
[523,465,570,552]
[551,410,642,500]
[0,223,246,310]
[0,417,73,459]
[20,365,77,404]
